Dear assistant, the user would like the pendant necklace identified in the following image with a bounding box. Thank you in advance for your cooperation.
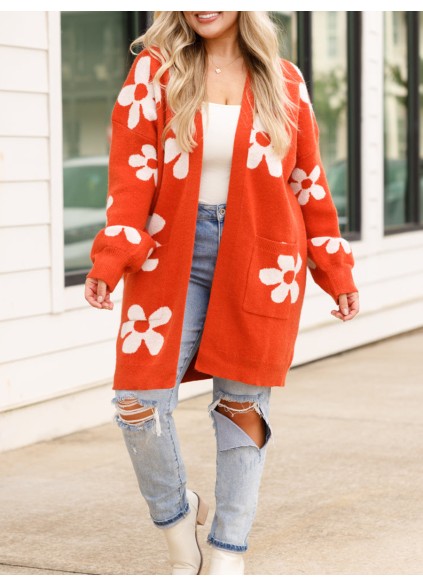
[208,53,243,74]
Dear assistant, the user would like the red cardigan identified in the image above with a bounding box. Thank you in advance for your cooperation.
[87,47,358,390]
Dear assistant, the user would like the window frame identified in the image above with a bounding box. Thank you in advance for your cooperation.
[297,11,362,241]
[384,11,422,235]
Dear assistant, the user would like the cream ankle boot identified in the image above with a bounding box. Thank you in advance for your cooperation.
[208,548,245,575]
[162,489,209,575]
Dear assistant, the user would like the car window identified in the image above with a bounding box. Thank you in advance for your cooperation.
[64,163,109,208]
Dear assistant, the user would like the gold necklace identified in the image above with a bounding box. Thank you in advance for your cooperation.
[207,53,243,74]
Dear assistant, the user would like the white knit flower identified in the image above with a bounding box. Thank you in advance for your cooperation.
[289,165,326,205]
[164,122,189,179]
[259,252,302,304]
[310,236,352,254]
[292,64,301,77]
[247,114,282,177]
[117,55,161,129]
[291,63,314,112]
[128,144,158,185]
[105,195,114,224]
[141,213,166,272]
[120,304,172,355]
[104,225,141,244]
[299,82,313,109]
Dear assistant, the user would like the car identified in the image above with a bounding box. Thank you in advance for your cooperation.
[63,156,109,272]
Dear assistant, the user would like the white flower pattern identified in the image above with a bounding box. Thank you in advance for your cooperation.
[299,82,313,109]
[247,114,282,177]
[164,121,189,179]
[292,63,314,112]
[104,225,141,244]
[105,195,114,224]
[128,144,158,185]
[292,63,304,79]
[310,236,352,255]
[117,55,161,129]
[259,253,302,304]
[141,213,166,271]
[289,165,326,205]
[120,304,172,355]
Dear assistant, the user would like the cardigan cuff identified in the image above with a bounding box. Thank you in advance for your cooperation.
[86,248,129,293]
[309,264,359,304]
[86,230,158,293]
[327,266,359,303]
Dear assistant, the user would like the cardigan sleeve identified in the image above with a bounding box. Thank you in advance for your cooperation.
[287,62,359,304]
[86,49,162,293]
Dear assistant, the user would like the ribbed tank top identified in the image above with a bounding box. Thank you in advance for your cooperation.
[198,101,241,205]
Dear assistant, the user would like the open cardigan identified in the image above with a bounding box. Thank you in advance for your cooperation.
[86,47,359,390]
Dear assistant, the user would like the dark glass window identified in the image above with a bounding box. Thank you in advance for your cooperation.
[384,12,408,228]
[62,11,152,287]
[384,12,422,232]
[420,12,423,224]
[312,12,349,231]
[270,11,298,62]
[273,11,361,237]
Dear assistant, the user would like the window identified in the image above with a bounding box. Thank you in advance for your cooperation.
[62,11,152,287]
[419,12,423,224]
[311,12,361,237]
[277,12,361,238]
[270,11,298,62]
[384,12,408,229]
[384,12,422,232]
[313,12,347,165]
[327,12,338,58]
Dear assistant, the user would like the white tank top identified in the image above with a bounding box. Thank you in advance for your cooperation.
[198,101,241,205]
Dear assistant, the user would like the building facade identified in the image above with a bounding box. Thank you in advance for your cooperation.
[1,11,422,451]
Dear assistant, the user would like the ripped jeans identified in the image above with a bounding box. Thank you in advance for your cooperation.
[113,202,272,553]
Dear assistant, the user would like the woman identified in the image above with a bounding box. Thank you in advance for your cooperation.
[85,11,359,575]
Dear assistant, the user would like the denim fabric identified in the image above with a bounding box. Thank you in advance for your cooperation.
[113,201,272,552]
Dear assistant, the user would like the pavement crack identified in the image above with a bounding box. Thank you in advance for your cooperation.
[0,561,98,575]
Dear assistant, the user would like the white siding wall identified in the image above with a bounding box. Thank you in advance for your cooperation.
[0,12,119,451]
[1,12,422,453]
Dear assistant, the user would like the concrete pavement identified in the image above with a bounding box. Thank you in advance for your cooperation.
[1,327,422,575]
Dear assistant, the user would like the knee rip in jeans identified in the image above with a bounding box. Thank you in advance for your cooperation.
[113,396,162,437]
[208,395,272,451]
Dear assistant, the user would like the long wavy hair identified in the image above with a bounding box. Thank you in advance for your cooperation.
[129,11,298,160]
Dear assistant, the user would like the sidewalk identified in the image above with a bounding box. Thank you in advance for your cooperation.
[1,327,422,575]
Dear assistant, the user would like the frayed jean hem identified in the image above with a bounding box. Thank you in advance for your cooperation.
[152,500,190,528]
[207,534,248,553]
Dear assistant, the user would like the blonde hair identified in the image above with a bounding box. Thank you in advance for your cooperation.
[130,11,298,159]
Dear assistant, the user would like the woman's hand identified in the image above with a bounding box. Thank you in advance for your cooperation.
[85,277,114,310]
[331,291,359,321]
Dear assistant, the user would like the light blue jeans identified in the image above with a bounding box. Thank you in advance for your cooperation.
[113,202,272,553]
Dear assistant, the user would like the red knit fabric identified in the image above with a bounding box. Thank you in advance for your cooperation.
[87,48,358,390]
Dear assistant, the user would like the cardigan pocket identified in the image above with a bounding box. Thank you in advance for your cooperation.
[242,235,301,320]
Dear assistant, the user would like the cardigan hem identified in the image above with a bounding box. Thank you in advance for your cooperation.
[111,352,289,390]
[194,351,289,388]
[112,369,183,392]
